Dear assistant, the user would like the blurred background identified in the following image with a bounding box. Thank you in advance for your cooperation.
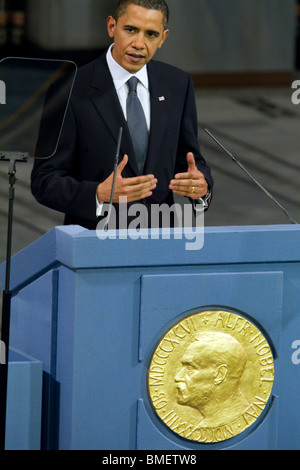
[0,0,300,266]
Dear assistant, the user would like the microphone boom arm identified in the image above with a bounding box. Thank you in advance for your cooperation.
[103,127,123,231]
[205,129,298,225]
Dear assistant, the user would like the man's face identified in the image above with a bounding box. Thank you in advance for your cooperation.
[174,343,218,410]
[107,4,169,73]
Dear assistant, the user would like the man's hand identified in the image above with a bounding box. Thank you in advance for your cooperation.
[169,152,208,200]
[97,154,157,204]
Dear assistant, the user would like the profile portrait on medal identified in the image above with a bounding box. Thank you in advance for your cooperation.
[174,331,250,428]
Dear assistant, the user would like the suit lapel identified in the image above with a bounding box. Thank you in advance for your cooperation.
[89,56,171,176]
[89,56,139,175]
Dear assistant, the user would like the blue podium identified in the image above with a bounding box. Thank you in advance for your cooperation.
[6,349,42,450]
[2,224,300,450]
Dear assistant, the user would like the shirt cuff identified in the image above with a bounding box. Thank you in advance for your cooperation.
[193,190,212,211]
[96,194,103,217]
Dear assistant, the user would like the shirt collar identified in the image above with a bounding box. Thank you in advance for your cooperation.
[106,44,149,91]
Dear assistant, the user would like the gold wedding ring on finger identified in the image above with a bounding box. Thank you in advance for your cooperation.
[191,186,195,194]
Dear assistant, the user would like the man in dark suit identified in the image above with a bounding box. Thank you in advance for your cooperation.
[31,0,213,230]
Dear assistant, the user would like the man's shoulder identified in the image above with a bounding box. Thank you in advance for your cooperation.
[148,59,191,84]
[70,53,109,95]
[149,59,188,75]
[76,53,107,78]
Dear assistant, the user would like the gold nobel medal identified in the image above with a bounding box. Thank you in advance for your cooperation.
[148,310,275,444]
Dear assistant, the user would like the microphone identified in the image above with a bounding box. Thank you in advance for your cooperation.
[205,128,298,225]
[103,127,123,231]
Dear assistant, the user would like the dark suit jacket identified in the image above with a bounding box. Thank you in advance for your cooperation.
[31,53,213,229]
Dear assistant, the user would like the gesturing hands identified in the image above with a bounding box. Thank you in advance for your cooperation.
[169,152,208,200]
[97,154,157,204]
[96,152,208,205]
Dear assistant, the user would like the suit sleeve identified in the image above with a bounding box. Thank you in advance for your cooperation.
[31,100,99,222]
[175,75,214,194]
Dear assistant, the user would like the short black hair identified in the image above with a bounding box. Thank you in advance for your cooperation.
[115,0,169,28]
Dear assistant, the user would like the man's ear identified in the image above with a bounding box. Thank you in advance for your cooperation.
[159,29,169,48]
[107,16,117,39]
[213,364,228,386]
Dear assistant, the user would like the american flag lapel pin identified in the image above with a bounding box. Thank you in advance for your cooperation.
[159,96,166,102]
